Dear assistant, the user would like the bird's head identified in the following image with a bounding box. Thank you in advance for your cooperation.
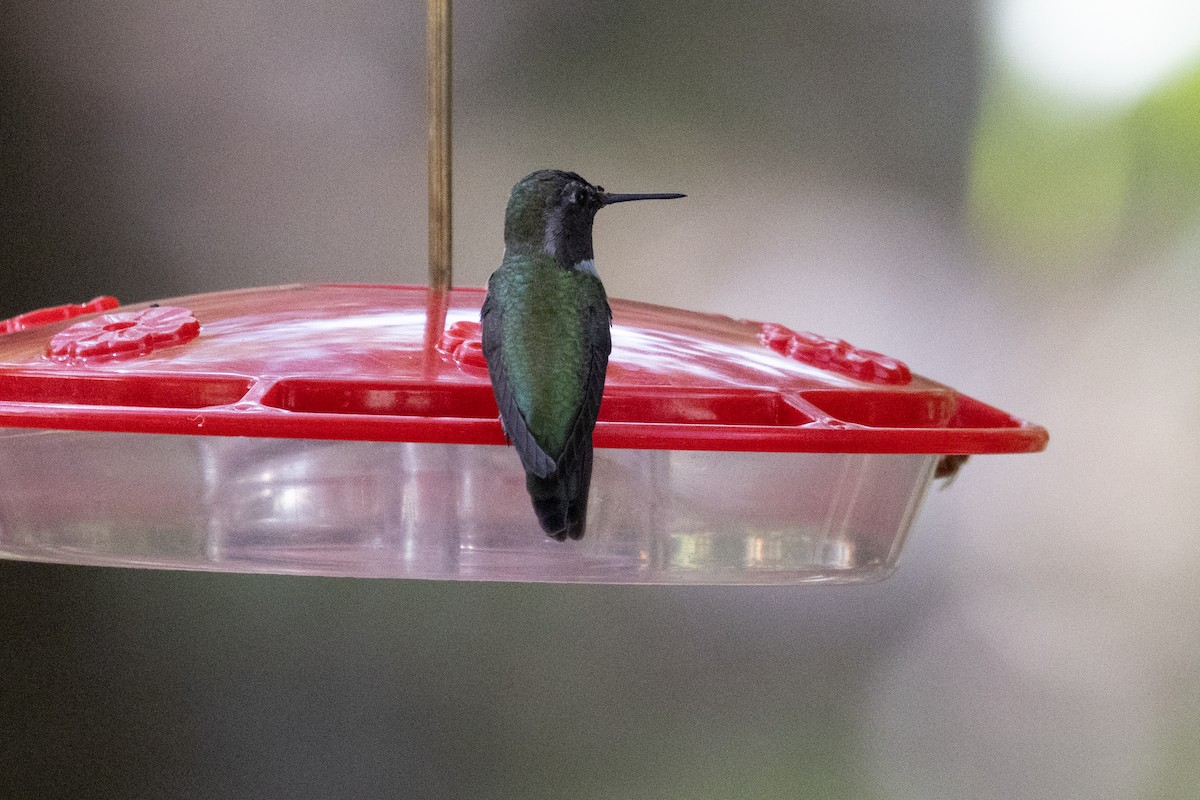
[503,169,684,269]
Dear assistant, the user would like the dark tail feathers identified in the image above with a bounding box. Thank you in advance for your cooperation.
[525,446,594,541]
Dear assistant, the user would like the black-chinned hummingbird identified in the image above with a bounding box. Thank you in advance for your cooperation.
[481,170,684,540]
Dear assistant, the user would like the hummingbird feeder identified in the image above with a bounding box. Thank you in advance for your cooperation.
[0,2,1046,584]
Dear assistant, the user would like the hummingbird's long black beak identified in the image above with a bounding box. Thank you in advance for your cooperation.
[601,191,686,205]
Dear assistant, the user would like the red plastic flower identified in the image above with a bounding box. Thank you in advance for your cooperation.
[756,323,911,385]
[48,305,201,361]
[439,320,487,369]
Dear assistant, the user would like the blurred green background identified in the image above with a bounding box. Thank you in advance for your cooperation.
[3,0,1199,797]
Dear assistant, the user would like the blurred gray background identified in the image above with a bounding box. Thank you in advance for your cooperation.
[3,0,1199,797]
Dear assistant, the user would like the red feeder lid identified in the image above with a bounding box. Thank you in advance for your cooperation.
[0,284,1047,455]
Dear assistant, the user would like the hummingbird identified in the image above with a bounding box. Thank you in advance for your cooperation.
[481,170,684,540]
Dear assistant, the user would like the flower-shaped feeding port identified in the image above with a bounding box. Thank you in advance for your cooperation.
[47,305,201,362]
[439,320,487,370]
[757,323,911,385]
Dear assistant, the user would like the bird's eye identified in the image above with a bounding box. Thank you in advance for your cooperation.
[572,189,586,205]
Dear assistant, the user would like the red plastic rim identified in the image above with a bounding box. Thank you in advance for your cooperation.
[0,284,1048,455]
